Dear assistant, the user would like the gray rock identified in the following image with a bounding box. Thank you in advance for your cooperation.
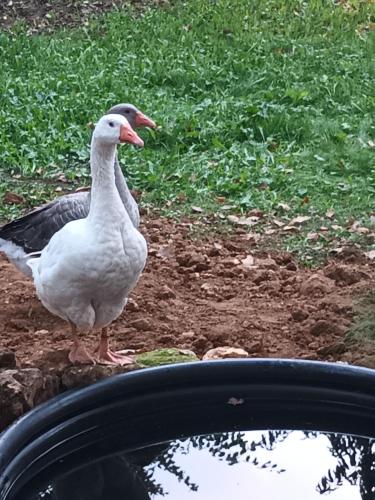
[0,368,59,430]
[61,363,138,390]
[0,351,17,369]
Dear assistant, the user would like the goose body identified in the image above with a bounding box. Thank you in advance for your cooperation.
[0,104,155,277]
[28,114,147,364]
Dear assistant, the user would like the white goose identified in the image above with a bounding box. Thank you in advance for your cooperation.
[28,114,148,365]
[0,103,155,277]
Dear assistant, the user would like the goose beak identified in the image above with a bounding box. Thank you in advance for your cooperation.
[135,111,156,129]
[119,124,144,147]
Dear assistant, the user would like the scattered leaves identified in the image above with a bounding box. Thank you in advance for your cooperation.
[289,216,312,226]
[227,215,260,226]
[3,192,26,205]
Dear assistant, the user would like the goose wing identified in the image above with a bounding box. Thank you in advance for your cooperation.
[0,191,90,253]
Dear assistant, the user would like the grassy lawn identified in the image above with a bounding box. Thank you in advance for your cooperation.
[0,0,374,254]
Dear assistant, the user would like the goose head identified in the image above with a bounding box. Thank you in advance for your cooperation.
[93,114,144,147]
[106,103,156,129]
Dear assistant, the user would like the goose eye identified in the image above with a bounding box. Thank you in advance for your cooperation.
[109,122,114,128]
[124,110,130,114]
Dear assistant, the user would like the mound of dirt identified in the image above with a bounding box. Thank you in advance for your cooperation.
[1,215,374,371]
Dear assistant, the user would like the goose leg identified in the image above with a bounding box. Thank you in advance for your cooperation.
[97,327,134,366]
[68,322,96,365]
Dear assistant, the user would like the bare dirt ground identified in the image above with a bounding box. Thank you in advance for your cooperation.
[1,215,374,369]
[0,0,163,33]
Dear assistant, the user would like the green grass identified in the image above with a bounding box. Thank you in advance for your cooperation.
[0,0,374,252]
[346,291,375,344]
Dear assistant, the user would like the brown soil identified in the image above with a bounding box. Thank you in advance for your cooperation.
[0,0,162,33]
[1,215,374,369]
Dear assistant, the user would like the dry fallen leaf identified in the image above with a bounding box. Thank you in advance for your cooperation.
[283,225,301,233]
[355,227,370,234]
[242,232,261,243]
[277,202,291,211]
[329,247,344,256]
[241,255,255,268]
[247,208,264,218]
[350,221,370,234]
[365,250,375,260]
[326,208,335,219]
[191,206,203,213]
[227,215,260,226]
[306,232,319,241]
[156,246,174,259]
[201,283,212,291]
[331,225,343,231]
[3,191,26,205]
[368,140,375,149]
[289,216,311,226]
[272,219,285,227]
[75,186,90,193]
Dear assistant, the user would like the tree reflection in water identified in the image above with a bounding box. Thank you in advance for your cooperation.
[33,430,374,499]
[311,433,375,499]
[141,430,290,496]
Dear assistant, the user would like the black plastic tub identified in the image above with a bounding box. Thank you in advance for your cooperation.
[1,359,375,500]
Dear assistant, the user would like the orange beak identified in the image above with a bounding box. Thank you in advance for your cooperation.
[134,111,156,129]
[119,124,144,147]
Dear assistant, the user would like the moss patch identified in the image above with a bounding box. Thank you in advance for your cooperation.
[135,348,198,367]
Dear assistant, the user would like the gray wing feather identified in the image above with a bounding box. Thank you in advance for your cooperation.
[0,191,90,253]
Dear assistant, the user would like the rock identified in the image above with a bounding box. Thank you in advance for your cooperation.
[310,320,344,337]
[128,318,152,331]
[203,346,249,360]
[61,364,138,390]
[0,350,17,369]
[126,298,139,312]
[308,342,320,350]
[158,334,177,344]
[7,318,32,331]
[300,274,335,296]
[324,264,363,286]
[34,329,49,336]
[222,257,241,268]
[317,342,346,356]
[135,348,198,367]
[180,331,196,340]
[255,258,278,270]
[285,261,298,271]
[157,285,176,300]
[355,356,375,369]
[0,368,59,430]
[244,341,262,354]
[34,348,70,373]
[258,280,281,294]
[291,309,308,322]
[192,336,209,351]
[176,252,209,269]
[252,270,276,285]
